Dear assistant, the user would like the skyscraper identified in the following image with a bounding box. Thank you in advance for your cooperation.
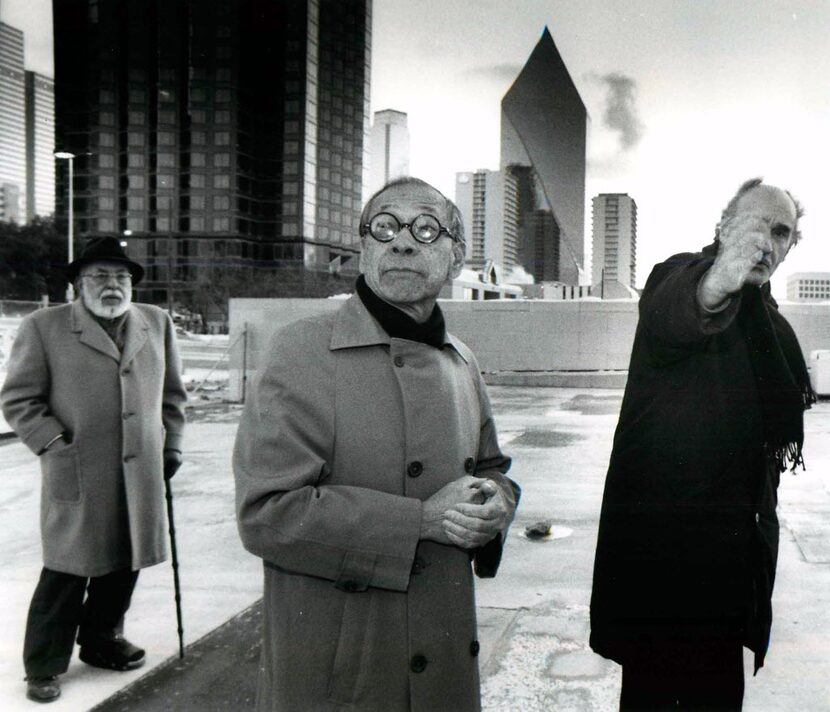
[455,169,518,273]
[368,109,409,196]
[591,193,637,298]
[0,21,26,222]
[501,27,587,284]
[25,71,56,221]
[53,0,371,305]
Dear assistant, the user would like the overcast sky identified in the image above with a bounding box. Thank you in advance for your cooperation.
[4,0,829,294]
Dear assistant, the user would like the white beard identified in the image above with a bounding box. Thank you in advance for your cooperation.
[82,289,132,319]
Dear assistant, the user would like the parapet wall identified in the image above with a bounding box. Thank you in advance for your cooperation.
[227,298,830,400]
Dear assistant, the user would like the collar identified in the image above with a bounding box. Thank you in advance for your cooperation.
[70,300,148,363]
[329,295,468,362]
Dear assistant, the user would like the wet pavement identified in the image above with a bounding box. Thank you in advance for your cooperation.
[1,388,828,711]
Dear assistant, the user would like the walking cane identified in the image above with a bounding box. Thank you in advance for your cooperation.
[164,476,185,659]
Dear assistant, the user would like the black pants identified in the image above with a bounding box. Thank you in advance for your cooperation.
[23,567,139,678]
[620,639,745,711]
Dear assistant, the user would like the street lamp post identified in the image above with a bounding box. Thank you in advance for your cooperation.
[54,151,76,302]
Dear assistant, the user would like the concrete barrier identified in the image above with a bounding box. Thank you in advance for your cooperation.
[227,297,830,401]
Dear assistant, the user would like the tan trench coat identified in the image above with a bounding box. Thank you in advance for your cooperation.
[234,295,518,712]
[1,301,186,577]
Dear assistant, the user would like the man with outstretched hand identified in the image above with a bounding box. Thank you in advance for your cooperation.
[590,179,815,711]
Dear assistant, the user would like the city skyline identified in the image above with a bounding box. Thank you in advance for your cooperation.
[3,0,829,297]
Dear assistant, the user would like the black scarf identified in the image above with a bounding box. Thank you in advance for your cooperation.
[355,275,447,348]
[702,243,816,471]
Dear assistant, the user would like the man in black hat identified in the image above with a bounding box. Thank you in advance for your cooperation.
[1,237,187,703]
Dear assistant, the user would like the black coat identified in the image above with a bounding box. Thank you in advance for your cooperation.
[590,251,791,672]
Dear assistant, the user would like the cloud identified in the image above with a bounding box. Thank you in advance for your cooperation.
[462,63,524,84]
[591,72,645,151]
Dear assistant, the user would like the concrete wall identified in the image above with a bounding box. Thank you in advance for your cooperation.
[228,297,830,400]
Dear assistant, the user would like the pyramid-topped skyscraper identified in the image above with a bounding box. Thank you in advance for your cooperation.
[501,27,587,284]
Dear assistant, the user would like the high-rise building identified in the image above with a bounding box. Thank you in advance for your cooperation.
[501,27,587,284]
[53,0,371,305]
[368,109,409,197]
[786,272,830,302]
[455,169,518,273]
[0,21,26,222]
[591,193,637,297]
[25,71,56,220]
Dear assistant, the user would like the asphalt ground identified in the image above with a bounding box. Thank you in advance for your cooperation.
[1,388,829,711]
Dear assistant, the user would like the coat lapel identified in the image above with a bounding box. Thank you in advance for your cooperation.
[120,308,149,366]
[71,300,120,362]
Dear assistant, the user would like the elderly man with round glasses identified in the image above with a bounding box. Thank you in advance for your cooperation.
[1,236,186,703]
[234,177,520,711]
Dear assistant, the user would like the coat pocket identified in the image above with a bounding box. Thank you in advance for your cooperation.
[326,590,377,706]
[41,445,82,503]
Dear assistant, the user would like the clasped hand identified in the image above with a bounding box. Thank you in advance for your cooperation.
[421,475,511,549]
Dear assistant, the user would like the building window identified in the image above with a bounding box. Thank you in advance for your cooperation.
[215,110,231,124]
[215,89,232,102]
[158,174,175,188]
[191,174,205,187]
[213,217,230,231]
[128,175,145,189]
[191,153,206,167]
[215,132,231,145]
[213,175,230,188]
[158,153,175,167]
[214,153,231,167]
[191,109,207,123]
[99,175,115,189]
[213,195,230,210]
[99,132,115,147]
[128,133,145,147]
[158,131,175,146]
[191,87,206,102]
[128,154,144,168]
[192,131,206,145]
[127,196,144,210]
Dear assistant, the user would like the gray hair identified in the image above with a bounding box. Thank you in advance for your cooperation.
[359,176,466,246]
[716,177,804,244]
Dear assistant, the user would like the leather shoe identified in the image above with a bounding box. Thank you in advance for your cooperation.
[79,636,145,671]
[26,676,61,703]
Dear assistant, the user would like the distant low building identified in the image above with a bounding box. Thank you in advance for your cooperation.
[786,272,830,302]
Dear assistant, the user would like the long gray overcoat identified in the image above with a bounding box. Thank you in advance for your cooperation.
[234,295,518,712]
[1,301,186,577]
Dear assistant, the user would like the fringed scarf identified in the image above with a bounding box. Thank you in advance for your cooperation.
[736,283,816,472]
[355,275,447,348]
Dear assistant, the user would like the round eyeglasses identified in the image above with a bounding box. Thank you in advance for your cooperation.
[361,212,458,244]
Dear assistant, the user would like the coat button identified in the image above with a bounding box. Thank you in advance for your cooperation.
[464,457,476,473]
[407,461,423,478]
[410,654,427,673]
[341,581,358,593]
[470,640,480,657]
[393,355,404,367]
[122,412,132,420]
[121,368,131,376]
[123,455,134,463]
[412,556,426,575]
[755,512,760,524]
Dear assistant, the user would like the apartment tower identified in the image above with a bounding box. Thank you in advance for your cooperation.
[591,193,637,298]
[53,0,372,304]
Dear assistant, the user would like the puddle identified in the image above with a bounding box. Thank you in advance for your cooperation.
[559,394,622,416]
[511,430,585,448]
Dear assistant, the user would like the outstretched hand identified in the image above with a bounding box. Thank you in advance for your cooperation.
[700,213,773,307]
